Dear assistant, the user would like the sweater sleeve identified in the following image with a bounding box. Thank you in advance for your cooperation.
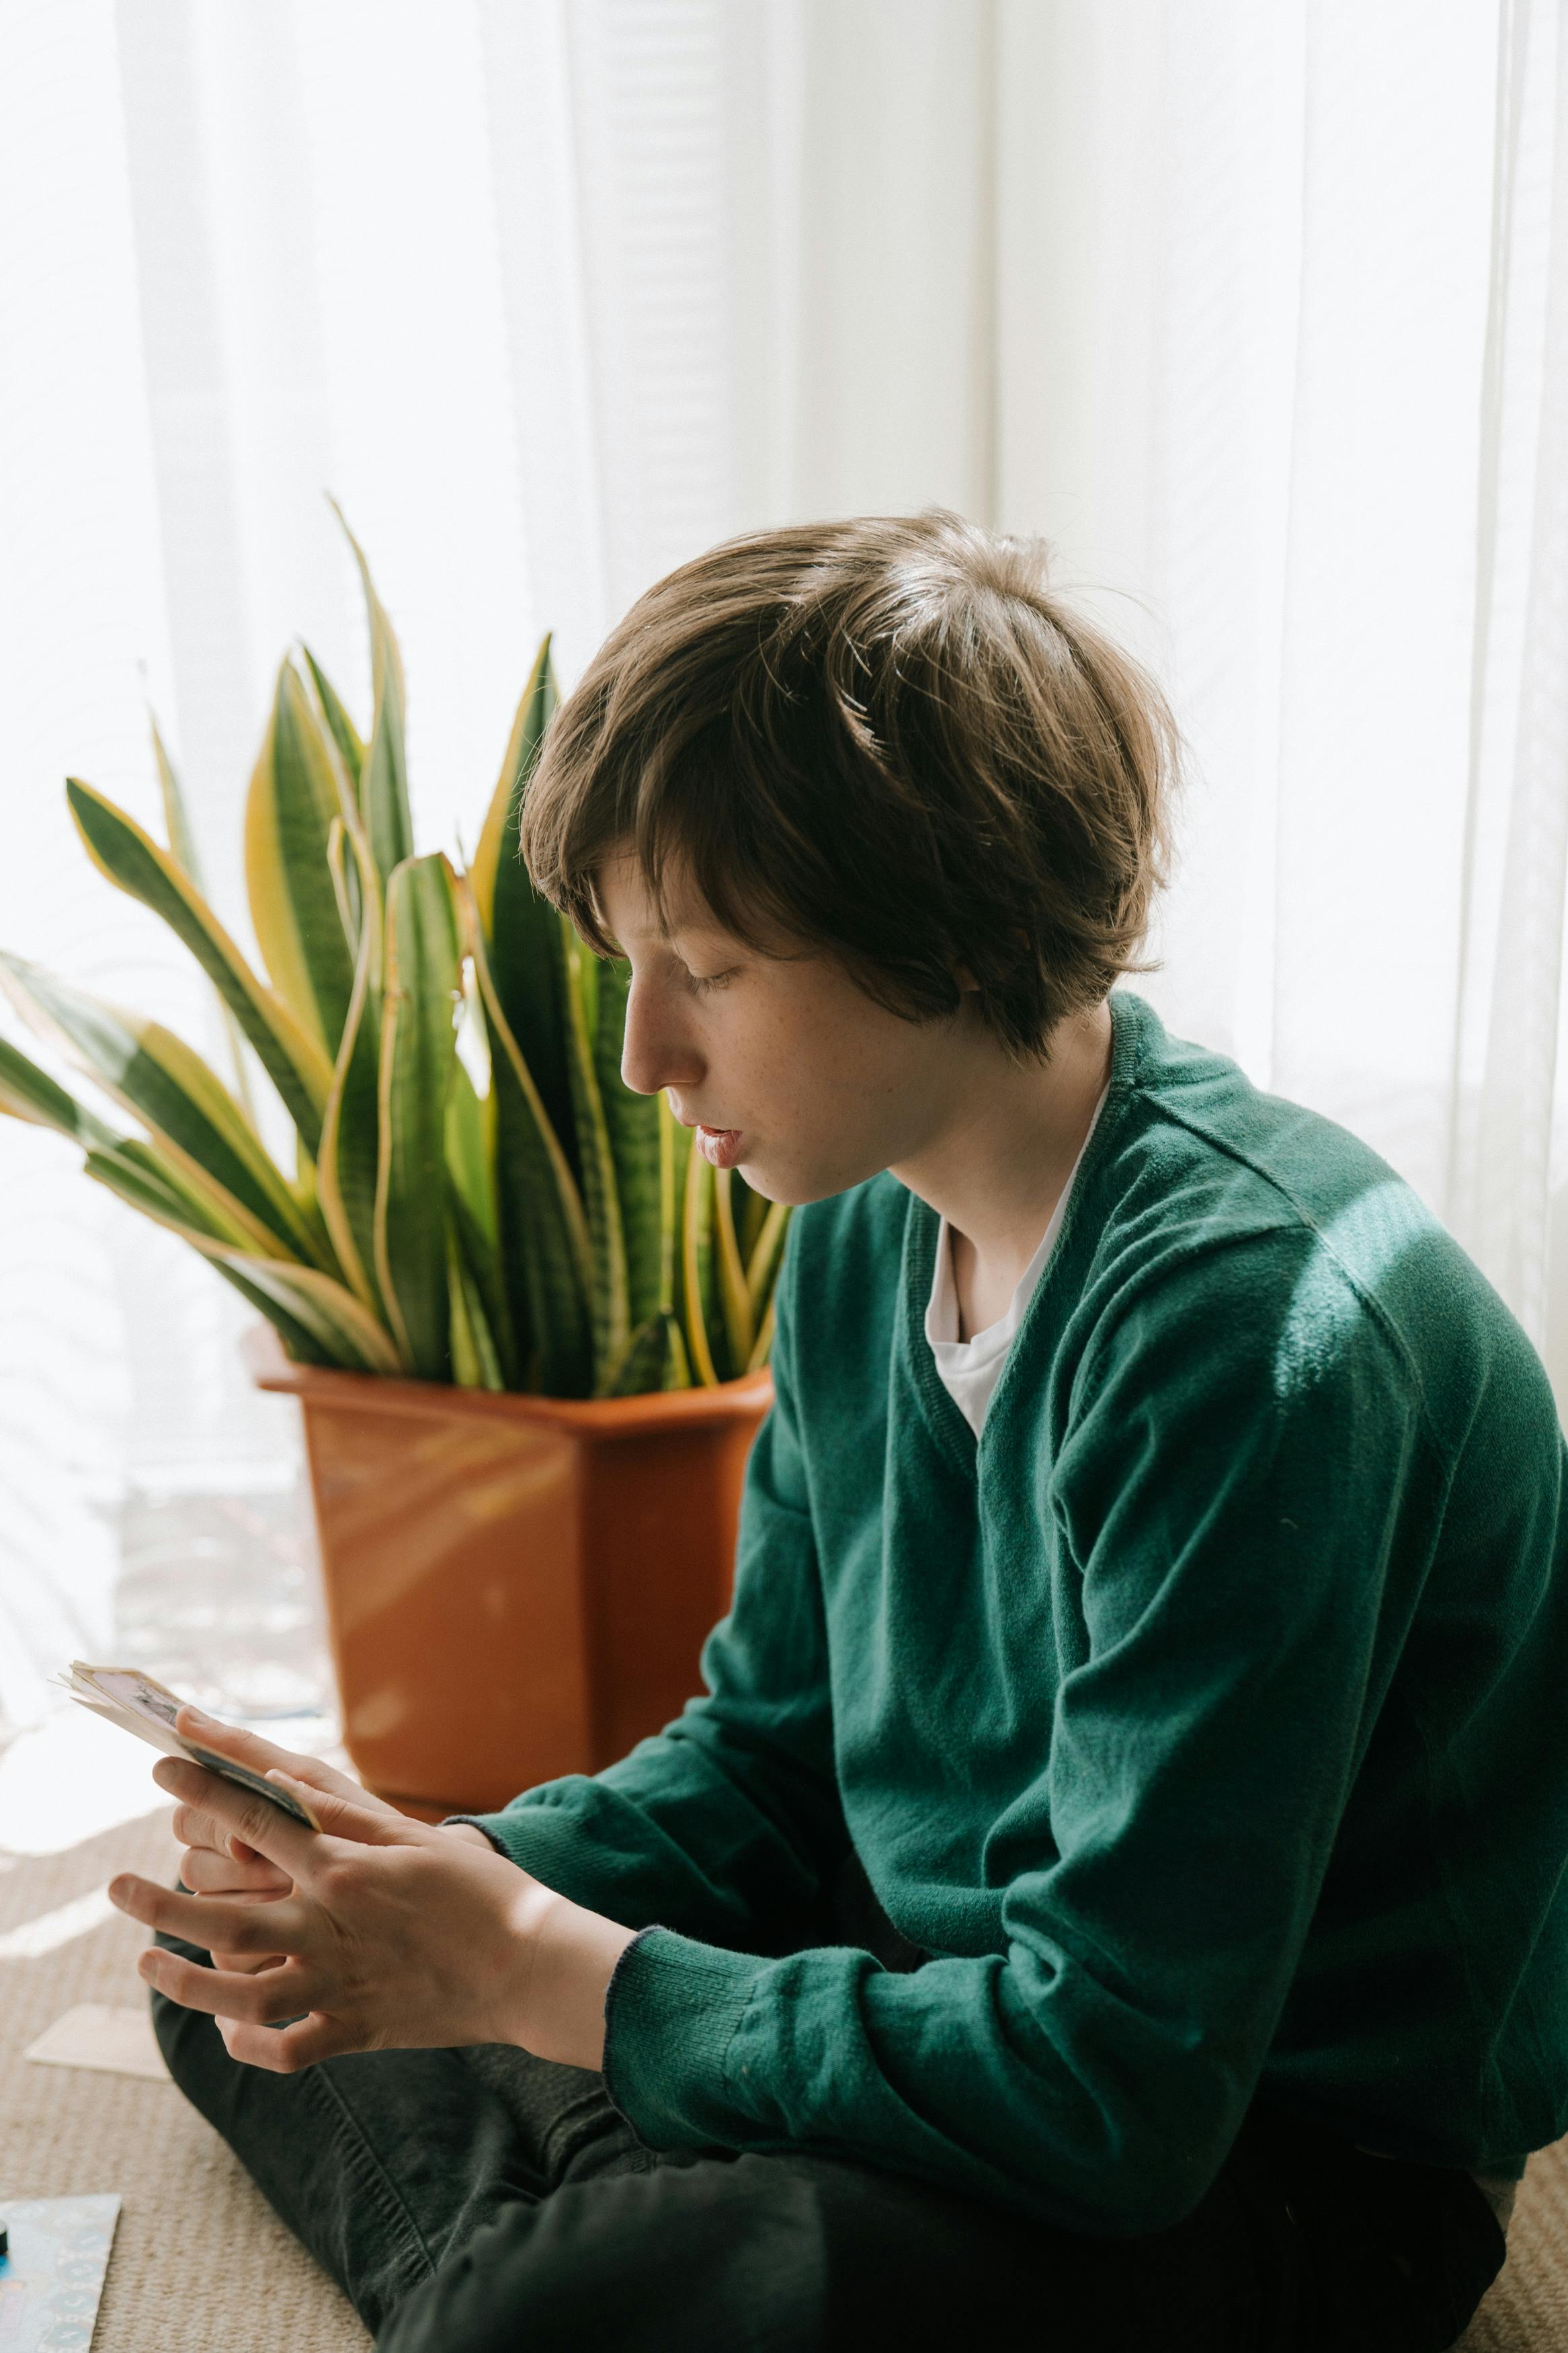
[448,1220,849,1952]
[599,1230,1431,2236]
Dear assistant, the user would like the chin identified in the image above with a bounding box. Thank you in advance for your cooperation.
[745,1156,876,1208]
[736,1157,781,1200]
[736,1158,796,1205]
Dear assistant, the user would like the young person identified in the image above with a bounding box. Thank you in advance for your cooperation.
[118,512,1568,2352]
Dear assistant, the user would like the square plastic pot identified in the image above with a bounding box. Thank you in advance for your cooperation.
[243,1323,773,1820]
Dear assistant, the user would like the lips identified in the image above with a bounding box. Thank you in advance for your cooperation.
[696,1123,744,1170]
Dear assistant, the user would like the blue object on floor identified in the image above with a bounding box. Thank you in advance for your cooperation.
[0,2194,120,2348]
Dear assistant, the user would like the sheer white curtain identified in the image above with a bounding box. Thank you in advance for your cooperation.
[0,0,1563,1737]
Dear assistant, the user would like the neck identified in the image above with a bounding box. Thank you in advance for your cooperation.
[892,997,1114,1305]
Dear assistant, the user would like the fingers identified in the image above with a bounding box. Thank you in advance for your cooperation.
[171,1800,246,1860]
[138,1942,313,2028]
[171,1707,400,1819]
[213,2011,350,2074]
[170,1706,322,1784]
[210,1946,289,1977]
[171,1799,276,1870]
[138,1937,352,2072]
[109,1872,302,1956]
[177,1843,291,1899]
[145,1759,319,1876]
[256,1769,413,1848]
[155,1751,411,1864]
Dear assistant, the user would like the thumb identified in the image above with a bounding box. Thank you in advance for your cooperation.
[173,1705,398,1817]
[264,1767,419,1849]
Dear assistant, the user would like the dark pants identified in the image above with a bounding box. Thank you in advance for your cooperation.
[149,1912,1507,2353]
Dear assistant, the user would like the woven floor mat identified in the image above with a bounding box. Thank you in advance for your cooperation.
[3,1806,1563,2350]
[0,1806,369,2351]
[1458,2131,1568,2348]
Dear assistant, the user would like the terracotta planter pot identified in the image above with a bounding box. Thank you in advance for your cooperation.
[243,1324,773,1820]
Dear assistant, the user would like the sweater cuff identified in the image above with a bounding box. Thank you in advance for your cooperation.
[442,1800,620,1913]
[440,1814,507,1856]
[601,1925,770,2148]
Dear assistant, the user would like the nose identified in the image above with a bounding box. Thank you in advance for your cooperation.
[619,971,703,1100]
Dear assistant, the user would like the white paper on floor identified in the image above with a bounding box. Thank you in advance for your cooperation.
[0,2193,121,2350]
[24,2002,170,2080]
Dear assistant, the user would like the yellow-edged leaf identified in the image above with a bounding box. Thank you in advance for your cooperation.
[0,1032,120,1150]
[65,779,332,1150]
[745,1289,777,1375]
[316,820,384,1313]
[244,659,358,1058]
[204,1257,402,1374]
[469,638,575,1186]
[458,873,594,1395]
[0,953,323,1264]
[712,1166,755,1372]
[744,1197,791,1322]
[372,854,462,1380]
[681,1135,719,1388]
[563,928,630,1390]
[300,645,366,788]
[151,713,263,1125]
[330,502,414,891]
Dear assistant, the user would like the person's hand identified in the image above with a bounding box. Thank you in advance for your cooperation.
[111,1720,634,2073]
[163,1709,493,1976]
[163,1708,403,1975]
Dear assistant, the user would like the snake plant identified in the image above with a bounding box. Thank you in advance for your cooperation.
[0,521,788,1398]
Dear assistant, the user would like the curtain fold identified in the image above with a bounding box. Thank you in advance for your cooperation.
[1,0,1564,1731]
[1449,0,1568,1362]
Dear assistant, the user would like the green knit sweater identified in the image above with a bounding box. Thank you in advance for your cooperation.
[461,987,1568,2236]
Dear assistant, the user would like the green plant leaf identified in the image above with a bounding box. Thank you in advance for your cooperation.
[659,1089,688,1318]
[331,502,414,893]
[0,953,322,1264]
[0,1032,120,1150]
[468,638,577,1186]
[745,1288,778,1375]
[152,714,262,1126]
[447,1220,505,1391]
[446,1060,518,1386]
[210,1256,403,1373]
[315,819,384,1314]
[449,1187,516,1390]
[300,645,366,789]
[458,874,593,1396]
[151,711,202,884]
[680,1137,722,1387]
[733,1172,770,1265]
[373,854,462,1380]
[245,658,358,1059]
[213,1268,339,1366]
[712,1166,755,1372]
[562,929,629,1392]
[65,779,333,1152]
[83,1143,338,1365]
[594,955,663,1330]
[85,1135,261,1249]
[744,1197,790,1325]
[603,1309,692,1396]
[326,808,378,974]
[446,1058,494,1244]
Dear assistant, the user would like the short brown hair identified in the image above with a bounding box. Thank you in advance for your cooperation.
[519,508,1184,1064]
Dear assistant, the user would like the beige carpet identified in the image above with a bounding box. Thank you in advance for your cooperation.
[0,1806,369,2351]
[3,1806,1565,2350]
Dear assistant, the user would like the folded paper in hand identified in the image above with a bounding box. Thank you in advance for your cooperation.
[49,1662,322,1831]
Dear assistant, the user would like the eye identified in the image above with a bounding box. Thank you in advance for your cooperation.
[684,967,735,996]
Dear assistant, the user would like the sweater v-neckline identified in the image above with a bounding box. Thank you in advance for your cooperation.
[898,989,1144,1478]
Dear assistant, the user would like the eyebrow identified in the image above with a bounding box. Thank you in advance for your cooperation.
[614,914,730,949]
